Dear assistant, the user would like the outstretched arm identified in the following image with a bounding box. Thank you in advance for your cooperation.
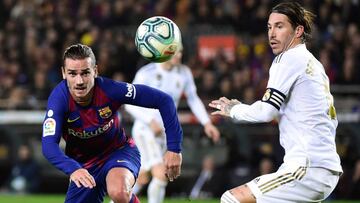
[209,97,278,123]
[183,67,220,142]
[114,82,183,181]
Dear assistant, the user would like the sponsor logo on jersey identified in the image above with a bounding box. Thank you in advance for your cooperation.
[67,116,80,123]
[43,118,56,137]
[125,83,136,98]
[98,106,112,119]
[306,58,315,76]
[68,119,114,139]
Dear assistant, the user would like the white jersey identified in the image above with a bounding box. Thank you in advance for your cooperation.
[125,63,210,126]
[231,44,342,173]
[125,63,211,170]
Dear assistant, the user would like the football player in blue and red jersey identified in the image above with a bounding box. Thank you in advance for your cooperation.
[42,44,183,203]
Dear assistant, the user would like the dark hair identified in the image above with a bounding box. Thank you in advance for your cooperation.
[271,2,316,42]
[63,44,96,67]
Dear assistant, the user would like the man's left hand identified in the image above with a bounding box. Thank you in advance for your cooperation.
[163,151,182,182]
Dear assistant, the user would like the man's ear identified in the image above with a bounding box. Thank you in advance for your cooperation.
[61,66,66,79]
[94,65,98,77]
[296,26,304,38]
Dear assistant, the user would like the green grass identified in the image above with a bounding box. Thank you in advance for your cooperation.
[0,194,357,203]
[0,195,216,203]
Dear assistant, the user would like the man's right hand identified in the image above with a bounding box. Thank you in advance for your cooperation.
[209,97,241,117]
[70,168,96,188]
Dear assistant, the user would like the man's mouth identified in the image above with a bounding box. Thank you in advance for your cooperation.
[75,86,85,90]
[270,41,279,46]
[74,86,86,93]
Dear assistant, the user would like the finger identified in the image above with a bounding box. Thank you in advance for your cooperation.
[211,111,224,116]
[88,175,96,187]
[211,132,220,142]
[72,179,82,188]
[82,174,96,187]
[220,97,230,104]
[167,166,178,181]
[79,177,90,188]
[174,166,181,178]
[208,103,217,108]
[165,172,174,182]
[82,171,96,187]
[81,176,95,188]
[209,100,221,107]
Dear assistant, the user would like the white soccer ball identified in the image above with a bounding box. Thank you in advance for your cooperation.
[135,16,182,63]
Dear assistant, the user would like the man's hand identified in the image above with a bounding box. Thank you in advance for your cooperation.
[209,97,241,117]
[204,122,220,143]
[70,168,96,188]
[163,151,182,182]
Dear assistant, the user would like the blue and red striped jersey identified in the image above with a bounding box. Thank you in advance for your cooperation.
[42,77,182,175]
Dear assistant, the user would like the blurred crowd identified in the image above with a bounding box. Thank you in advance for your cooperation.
[0,0,360,199]
[0,0,359,110]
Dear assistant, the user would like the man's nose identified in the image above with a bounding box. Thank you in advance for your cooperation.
[269,29,275,38]
[75,75,84,84]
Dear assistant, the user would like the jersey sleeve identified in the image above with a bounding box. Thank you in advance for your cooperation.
[182,66,210,125]
[124,68,157,124]
[229,56,302,122]
[105,80,183,153]
[42,86,82,175]
[264,57,302,109]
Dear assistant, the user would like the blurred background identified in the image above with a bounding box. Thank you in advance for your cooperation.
[0,0,359,201]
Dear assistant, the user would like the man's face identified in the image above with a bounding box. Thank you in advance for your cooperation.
[62,57,98,104]
[169,50,183,66]
[267,13,296,55]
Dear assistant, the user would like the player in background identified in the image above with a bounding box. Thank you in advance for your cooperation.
[123,47,220,203]
[42,44,183,203]
[210,2,342,203]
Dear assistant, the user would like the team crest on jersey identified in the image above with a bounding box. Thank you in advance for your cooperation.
[98,106,112,119]
[156,74,162,81]
[262,89,271,101]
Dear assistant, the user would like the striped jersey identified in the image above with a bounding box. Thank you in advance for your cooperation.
[42,77,182,175]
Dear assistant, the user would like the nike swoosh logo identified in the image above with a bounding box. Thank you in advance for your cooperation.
[67,117,80,123]
[117,160,127,163]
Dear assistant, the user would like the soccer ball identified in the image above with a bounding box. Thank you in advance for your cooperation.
[135,16,182,63]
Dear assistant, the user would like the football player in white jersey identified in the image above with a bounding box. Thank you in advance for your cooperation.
[123,48,220,203]
[210,2,342,203]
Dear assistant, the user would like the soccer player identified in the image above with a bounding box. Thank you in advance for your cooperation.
[209,2,343,203]
[42,44,183,203]
[123,48,220,203]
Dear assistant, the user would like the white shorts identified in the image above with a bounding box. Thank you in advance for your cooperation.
[247,163,340,203]
[131,121,164,171]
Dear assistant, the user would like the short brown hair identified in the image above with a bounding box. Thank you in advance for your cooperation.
[63,44,96,67]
